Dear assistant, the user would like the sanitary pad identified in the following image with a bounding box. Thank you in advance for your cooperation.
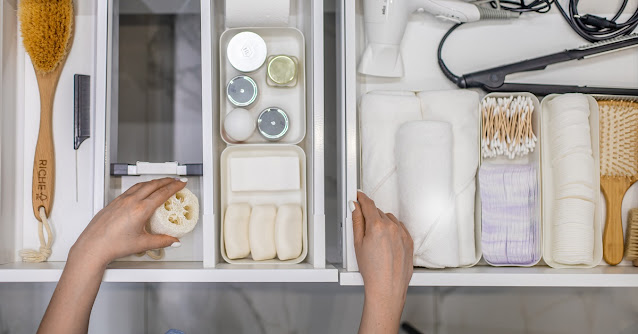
[479,163,540,266]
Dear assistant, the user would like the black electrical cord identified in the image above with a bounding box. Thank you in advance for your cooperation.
[488,0,554,13]
[437,1,638,86]
[437,23,463,86]
[555,0,638,42]
[487,0,638,42]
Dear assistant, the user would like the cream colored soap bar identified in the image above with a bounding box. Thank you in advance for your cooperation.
[275,204,303,260]
[230,156,300,192]
[224,203,252,260]
[249,205,277,261]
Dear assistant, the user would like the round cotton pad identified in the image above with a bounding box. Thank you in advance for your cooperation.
[548,94,590,115]
[150,188,199,238]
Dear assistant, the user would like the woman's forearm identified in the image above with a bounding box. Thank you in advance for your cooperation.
[37,250,107,334]
[359,293,404,334]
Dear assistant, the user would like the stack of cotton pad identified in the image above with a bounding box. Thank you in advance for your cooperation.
[547,94,596,265]
[479,163,540,265]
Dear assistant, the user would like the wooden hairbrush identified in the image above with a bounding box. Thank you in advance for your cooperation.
[599,100,638,265]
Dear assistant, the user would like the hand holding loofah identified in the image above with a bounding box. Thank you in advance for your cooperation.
[70,178,184,266]
[149,188,199,238]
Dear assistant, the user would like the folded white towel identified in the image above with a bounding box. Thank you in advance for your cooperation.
[360,91,422,218]
[418,90,480,266]
[396,121,459,268]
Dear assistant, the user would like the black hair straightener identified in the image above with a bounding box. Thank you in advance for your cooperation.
[438,25,638,96]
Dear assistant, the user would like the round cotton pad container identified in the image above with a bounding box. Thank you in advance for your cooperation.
[227,31,267,73]
[150,188,199,238]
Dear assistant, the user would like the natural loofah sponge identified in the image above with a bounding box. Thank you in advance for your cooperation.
[150,188,199,238]
[19,0,74,73]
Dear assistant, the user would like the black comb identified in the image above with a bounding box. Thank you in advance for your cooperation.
[74,74,90,150]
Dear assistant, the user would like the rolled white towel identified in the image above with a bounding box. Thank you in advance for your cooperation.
[360,91,422,218]
[418,90,479,266]
[396,121,459,268]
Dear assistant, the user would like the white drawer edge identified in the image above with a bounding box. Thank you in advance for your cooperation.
[0,263,339,283]
[340,267,638,287]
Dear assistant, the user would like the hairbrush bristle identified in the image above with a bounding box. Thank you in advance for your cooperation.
[625,209,638,261]
[19,0,73,73]
[599,100,638,178]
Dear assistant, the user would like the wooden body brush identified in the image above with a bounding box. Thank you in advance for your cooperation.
[625,208,638,267]
[19,0,74,262]
[599,100,638,265]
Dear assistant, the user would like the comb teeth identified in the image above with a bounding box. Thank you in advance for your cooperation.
[599,100,638,178]
[625,209,638,261]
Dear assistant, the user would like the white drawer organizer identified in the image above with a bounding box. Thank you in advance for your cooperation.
[338,0,638,286]
[0,0,337,282]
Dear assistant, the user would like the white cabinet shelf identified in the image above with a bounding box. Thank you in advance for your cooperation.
[340,266,638,287]
[0,262,338,283]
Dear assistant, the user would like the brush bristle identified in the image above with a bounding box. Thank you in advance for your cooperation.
[625,209,638,261]
[599,100,638,177]
[19,0,73,74]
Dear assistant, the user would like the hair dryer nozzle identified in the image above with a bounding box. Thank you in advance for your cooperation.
[358,43,404,78]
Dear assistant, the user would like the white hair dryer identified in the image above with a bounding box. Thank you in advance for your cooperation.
[359,0,518,77]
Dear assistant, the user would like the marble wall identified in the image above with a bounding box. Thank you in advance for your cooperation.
[3,283,638,333]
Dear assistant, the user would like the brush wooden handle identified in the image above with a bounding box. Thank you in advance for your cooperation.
[32,68,63,221]
[601,177,634,265]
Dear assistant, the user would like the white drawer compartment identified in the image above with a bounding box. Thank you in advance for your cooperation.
[0,0,336,283]
[337,0,638,286]
[1,0,100,271]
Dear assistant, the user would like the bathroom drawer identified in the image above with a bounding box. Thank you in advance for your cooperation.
[0,0,337,282]
[337,0,638,286]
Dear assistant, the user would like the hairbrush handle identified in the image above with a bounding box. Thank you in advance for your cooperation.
[601,177,632,265]
[31,69,62,221]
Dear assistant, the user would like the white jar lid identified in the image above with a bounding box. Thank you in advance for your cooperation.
[227,31,268,73]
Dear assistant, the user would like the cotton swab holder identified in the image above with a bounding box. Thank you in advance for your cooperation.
[479,93,542,267]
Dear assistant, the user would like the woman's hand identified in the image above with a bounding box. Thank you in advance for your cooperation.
[69,177,185,267]
[39,178,187,334]
[352,191,413,334]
